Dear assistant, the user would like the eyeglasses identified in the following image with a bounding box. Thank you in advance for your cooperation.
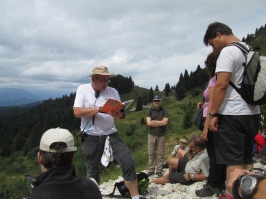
[189,145,196,149]
[180,142,186,144]
[153,100,161,102]
[94,76,110,83]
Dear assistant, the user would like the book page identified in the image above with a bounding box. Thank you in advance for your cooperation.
[122,99,134,109]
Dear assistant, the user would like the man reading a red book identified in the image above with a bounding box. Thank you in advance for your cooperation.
[73,66,142,199]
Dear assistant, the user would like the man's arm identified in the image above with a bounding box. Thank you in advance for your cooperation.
[73,107,101,118]
[146,117,155,126]
[209,72,231,131]
[183,173,208,181]
[147,117,168,127]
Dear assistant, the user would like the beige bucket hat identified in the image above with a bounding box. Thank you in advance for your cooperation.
[87,66,115,77]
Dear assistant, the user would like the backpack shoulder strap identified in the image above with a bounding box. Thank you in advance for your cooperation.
[229,42,251,55]
[149,107,152,116]
[228,42,251,92]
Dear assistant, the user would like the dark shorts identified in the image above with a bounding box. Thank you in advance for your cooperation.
[214,114,259,165]
[169,154,192,185]
[82,132,136,183]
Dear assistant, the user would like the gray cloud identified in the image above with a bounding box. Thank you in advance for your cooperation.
[0,0,265,97]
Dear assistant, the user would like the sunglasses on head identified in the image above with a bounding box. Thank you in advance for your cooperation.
[153,100,161,102]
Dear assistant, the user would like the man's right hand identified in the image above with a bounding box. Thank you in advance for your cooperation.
[209,117,218,132]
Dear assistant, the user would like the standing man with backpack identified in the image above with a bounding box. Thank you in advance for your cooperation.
[204,22,260,199]
[146,95,168,178]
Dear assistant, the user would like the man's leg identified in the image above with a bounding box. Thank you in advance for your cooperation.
[110,133,139,197]
[151,173,170,184]
[168,158,179,173]
[124,179,138,197]
[156,135,165,173]
[195,131,226,197]
[154,171,193,185]
[82,135,105,183]
[148,134,156,173]
[226,165,244,183]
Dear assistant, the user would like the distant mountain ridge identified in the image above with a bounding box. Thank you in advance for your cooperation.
[0,88,42,107]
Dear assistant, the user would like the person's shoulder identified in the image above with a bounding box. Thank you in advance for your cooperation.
[223,42,248,54]
[161,107,168,112]
[77,178,102,196]
[79,178,99,187]
[78,83,91,90]
[107,86,117,92]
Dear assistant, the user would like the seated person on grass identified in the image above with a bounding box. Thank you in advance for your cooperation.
[151,136,209,185]
[165,138,188,171]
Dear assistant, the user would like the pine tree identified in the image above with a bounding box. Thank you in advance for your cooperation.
[135,96,143,111]
[140,117,145,125]
[148,87,154,102]
[155,85,159,91]
[164,83,171,96]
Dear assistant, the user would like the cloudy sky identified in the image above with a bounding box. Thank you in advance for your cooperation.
[1,0,266,98]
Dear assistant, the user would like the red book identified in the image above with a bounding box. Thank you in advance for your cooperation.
[100,99,134,113]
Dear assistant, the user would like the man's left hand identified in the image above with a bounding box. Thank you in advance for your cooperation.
[183,173,190,181]
[110,110,125,119]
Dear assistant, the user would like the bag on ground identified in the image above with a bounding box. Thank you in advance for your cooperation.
[108,172,149,197]
[229,42,266,105]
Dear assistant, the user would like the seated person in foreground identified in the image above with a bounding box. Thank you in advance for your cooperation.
[151,136,209,185]
[26,127,102,199]
[225,167,266,199]
[166,138,188,173]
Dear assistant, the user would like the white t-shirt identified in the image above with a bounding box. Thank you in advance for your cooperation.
[216,43,260,115]
[73,83,120,136]
[185,149,209,177]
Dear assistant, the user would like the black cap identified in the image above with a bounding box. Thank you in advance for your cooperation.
[153,96,162,100]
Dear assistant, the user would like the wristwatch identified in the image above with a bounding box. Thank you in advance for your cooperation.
[209,112,218,118]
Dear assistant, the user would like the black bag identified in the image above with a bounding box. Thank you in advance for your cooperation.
[106,172,149,197]
[192,107,203,131]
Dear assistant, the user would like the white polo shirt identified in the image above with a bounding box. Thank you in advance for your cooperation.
[185,149,209,177]
[73,83,120,136]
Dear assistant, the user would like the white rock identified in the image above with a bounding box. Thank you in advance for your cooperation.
[100,162,266,199]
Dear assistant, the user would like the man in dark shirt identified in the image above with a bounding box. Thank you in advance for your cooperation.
[26,127,102,199]
[146,95,168,177]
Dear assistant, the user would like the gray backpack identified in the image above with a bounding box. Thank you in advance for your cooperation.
[229,42,266,105]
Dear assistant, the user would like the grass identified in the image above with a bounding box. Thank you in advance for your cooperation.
[0,88,204,198]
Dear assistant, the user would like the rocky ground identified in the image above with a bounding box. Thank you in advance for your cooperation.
[99,160,266,199]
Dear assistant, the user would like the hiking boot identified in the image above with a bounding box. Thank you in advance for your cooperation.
[218,191,234,199]
[146,172,154,177]
[195,183,221,197]
[155,172,163,177]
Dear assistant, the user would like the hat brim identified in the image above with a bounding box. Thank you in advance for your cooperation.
[88,73,115,77]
